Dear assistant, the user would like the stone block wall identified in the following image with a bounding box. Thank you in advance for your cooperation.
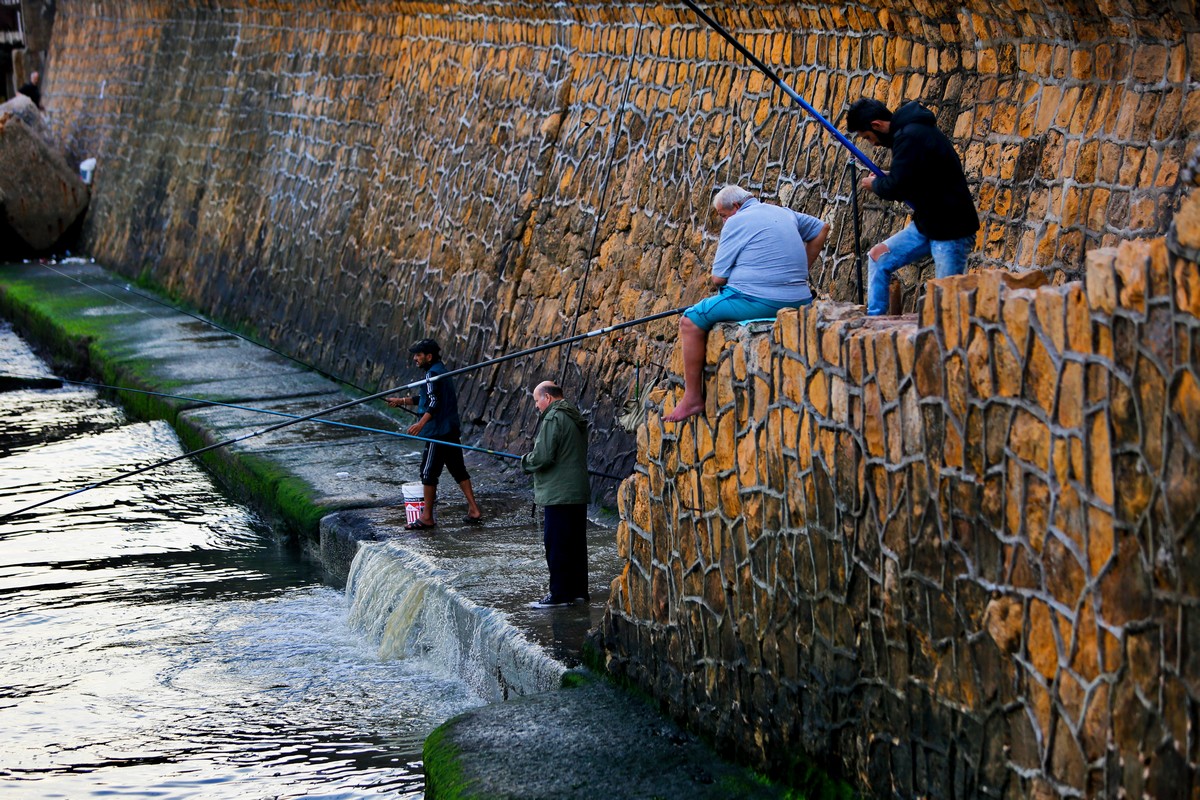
[598,189,1200,796]
[38,0,1200,474]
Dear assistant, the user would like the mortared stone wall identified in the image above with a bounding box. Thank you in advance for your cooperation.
[40,0,1200,479]
[599,183,1200,797]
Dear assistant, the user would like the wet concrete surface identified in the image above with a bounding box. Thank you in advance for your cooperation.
[322,499,620,667]
[426,674,793,800]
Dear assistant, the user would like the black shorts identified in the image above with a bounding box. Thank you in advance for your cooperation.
[420,431,470,485]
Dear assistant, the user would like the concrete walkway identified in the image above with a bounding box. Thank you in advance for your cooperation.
[0,259,796,799]
[0,259,513,535]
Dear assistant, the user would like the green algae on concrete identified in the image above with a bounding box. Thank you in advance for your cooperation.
[0,260,418,540]
[0,270,112,369]
[187,441,330,537]
[423,724,472,800]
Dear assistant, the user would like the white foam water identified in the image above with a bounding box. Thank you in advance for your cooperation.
[346,540,567,701]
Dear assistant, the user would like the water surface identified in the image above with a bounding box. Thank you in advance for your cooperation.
[0,322,481,799]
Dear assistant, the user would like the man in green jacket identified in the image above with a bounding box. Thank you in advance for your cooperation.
[521,381,591,608]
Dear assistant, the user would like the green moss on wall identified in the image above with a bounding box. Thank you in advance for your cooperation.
[0,264,330,540]
[422,720,473,800]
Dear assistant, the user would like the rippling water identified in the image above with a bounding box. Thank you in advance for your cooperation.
[0,323,482,798]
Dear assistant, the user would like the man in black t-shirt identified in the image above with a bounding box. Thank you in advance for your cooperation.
[385,338,483,529]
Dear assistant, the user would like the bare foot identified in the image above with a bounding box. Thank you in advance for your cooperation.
[662,396,705,422]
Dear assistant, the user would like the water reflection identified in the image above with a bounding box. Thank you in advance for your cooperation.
[0,323,481,798]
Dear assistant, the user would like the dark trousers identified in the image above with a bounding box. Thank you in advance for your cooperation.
[420,431,470,486]
[543,504,588,601]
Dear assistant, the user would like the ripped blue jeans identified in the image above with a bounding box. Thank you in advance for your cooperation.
[866,222,973,315]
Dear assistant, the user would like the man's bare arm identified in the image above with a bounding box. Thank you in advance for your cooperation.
[806,223,830,268]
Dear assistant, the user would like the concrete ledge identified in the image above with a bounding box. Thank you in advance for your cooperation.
[424,673,796,800]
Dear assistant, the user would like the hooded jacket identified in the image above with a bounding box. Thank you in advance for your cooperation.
[416,359,460,437]
[521,399,590,506]
[871,102,980,241]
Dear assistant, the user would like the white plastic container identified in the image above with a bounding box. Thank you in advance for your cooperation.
[79,157,96,185]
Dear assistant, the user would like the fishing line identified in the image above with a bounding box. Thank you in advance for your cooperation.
[38,260,168,321]
[0,372,630,482]
[0,372,519,455]
[678,0,902,299]
[559,3,647,376]
[845,159,866,304]
[0,307,684,520]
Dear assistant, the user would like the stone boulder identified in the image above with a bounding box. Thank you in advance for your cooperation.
[0,94,89,254]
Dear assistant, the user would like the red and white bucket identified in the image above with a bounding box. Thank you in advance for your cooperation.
[402,482,425,525]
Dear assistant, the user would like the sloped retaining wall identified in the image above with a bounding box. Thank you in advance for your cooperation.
[39,0,1200,474]
[598,195,1200,797]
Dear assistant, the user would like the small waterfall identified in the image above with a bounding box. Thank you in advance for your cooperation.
[345,541,566,701]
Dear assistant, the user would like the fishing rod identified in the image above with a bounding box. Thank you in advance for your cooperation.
[678,0,886,179]
[0,373,628,481]
[0,307,685,519]
[846,159,866,304]
[1,373,520,456]
[38,261,419,417]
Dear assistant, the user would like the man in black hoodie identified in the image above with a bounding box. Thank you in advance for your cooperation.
[847,99,979,315]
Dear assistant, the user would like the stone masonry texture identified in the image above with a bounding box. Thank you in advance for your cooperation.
[39,0,1200,481]
[600,183,1200,796]
[31,1,1200,795]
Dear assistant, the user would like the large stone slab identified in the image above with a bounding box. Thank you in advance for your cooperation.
[0,95,88,253]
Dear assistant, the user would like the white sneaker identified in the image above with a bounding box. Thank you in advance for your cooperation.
[530,594,570,609]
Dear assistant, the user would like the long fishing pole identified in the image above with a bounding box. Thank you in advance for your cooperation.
[678,0,886,178]
[0,307,684,519]
[846,159,866,305]
[3,373,520,456]
[0,373,628,480]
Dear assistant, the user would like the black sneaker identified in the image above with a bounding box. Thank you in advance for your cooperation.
[530,594,570,609]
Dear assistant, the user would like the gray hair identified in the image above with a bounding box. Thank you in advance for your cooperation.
[713,184,752,212]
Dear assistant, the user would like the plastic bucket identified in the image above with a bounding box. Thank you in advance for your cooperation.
[402,482,425,525]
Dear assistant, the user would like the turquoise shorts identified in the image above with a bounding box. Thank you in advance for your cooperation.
[683,286,811,332]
